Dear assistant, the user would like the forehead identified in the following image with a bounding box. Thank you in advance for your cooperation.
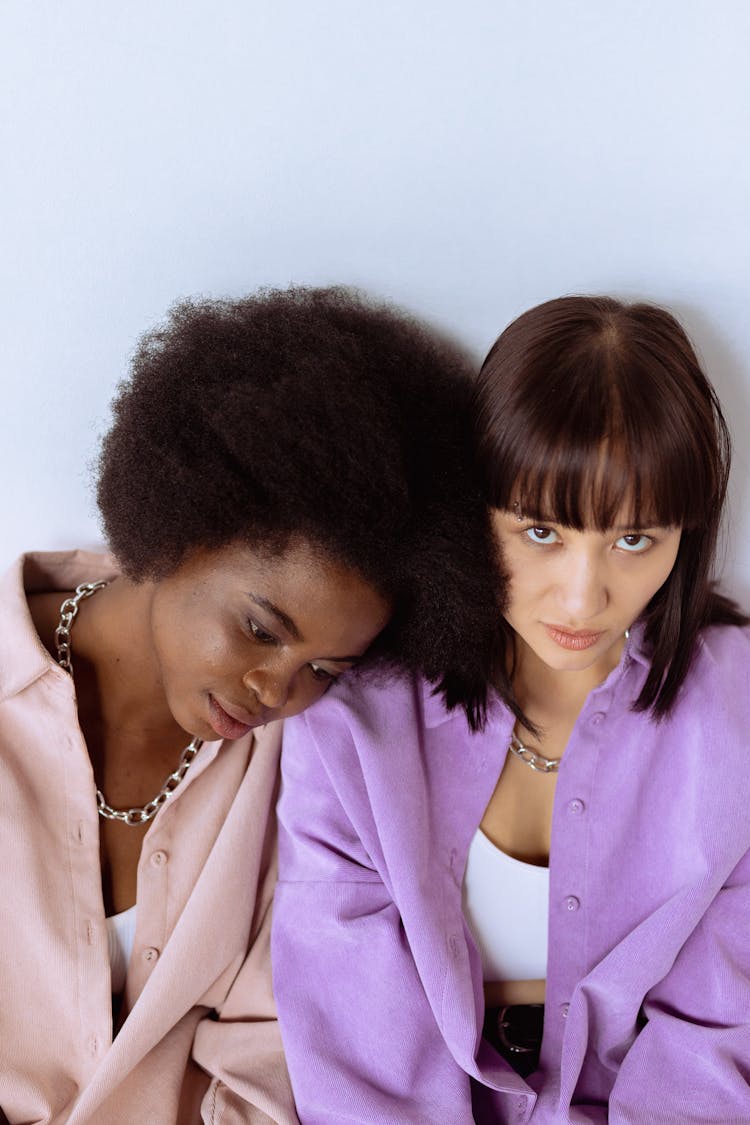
[194,538,392,650]
[250,540,387,612]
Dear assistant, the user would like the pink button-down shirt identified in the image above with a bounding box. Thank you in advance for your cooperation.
[0,552,298,1125]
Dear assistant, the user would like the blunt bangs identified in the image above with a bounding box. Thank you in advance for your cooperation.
[482,417,713,535]
[474,300,727,535]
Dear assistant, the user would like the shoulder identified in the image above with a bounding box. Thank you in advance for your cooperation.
[290,667,456,754]
[669,623,750,756]
[278,669,510,888]
[278,672,428,876]
[691,622,750,696]
[281,666,502,813]
[697,619,750,660]
[282,665,511,814]
[0,549,119,702]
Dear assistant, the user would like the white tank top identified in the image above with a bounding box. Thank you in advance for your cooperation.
[462,829,549,981]
[106,905,137,994]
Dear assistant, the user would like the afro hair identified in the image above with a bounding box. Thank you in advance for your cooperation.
[97,286,500,727]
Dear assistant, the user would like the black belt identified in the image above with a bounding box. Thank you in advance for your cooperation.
[483,1004,544,1077]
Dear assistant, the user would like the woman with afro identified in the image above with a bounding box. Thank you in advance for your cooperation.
[0,286,498,1123]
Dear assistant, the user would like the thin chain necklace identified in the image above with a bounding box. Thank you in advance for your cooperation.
[508,732,560,774]
[55,581,203,826]
[507,628,631,775]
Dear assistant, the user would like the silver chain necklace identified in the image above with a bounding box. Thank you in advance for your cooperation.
[507,628,632,775]
[55,581,203,826]
[508,732,560,774]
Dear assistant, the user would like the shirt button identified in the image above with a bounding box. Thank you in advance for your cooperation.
[149,850,168,868]
[564,895,581,912]
[567,798,585,816]
[560,1002,570,1018]
[143,946,160,964]
[590,711,605,725]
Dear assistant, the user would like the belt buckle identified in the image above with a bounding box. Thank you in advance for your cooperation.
[495,1004,543,1055]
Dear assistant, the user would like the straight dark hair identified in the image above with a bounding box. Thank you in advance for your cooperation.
[473,295,747,722]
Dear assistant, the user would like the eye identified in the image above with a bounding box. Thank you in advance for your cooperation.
[248,619,276,644]
[615,533,653,553]
[524,526,560,545]
[308,662,338,683]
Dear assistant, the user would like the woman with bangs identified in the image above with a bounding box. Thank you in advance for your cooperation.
[273,296,750,1123]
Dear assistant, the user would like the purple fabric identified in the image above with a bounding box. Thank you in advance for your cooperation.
[273,624,750,1123]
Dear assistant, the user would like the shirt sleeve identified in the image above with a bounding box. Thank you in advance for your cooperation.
[271,707,475,1125]
[608,847,750,1123]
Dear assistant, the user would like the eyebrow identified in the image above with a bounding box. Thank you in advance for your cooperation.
[246,594,363,664]
[248,594,300,639]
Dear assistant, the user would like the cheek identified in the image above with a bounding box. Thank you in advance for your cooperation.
[647,568,676,604]
[625,562,677,619]
[198,632,236,670]
[158,618,235,686]
[502,588,534,634]
[503,561,541,615]
[651,540,682,593]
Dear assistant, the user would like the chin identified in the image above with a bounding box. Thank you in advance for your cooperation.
[543,636,624,678]
[543,649,600,673]
[168,701,204,741]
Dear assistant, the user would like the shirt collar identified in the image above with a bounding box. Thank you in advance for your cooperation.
[623,618,651,671]
[420,618,652,730]
[0,549,119,702]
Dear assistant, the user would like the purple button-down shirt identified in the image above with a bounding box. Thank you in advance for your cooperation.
[273,624,750,1123]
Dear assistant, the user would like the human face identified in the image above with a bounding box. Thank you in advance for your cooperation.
[147,539,392,740]
[492,507,682,682]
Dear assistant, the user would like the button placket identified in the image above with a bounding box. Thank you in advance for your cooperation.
[131,827,171,992]
[547,708,600,1063]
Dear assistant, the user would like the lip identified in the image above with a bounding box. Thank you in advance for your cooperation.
[208,693,264,740]
[544,624,605,651]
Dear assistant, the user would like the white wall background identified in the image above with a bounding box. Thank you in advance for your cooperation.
[2,0,749,597]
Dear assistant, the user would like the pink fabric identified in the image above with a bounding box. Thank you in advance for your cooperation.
[0,552,298,1125]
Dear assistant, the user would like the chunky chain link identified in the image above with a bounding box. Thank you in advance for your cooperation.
[56,581,203,825]
[508,733,560,774]
[55,581,109,674]
[95,738,202,824]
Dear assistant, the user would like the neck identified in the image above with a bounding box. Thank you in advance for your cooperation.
[512,634,625,745]
[62,577,181,742]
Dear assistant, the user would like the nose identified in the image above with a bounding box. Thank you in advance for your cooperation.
[242,665,292,712]
[556,550,608,622]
